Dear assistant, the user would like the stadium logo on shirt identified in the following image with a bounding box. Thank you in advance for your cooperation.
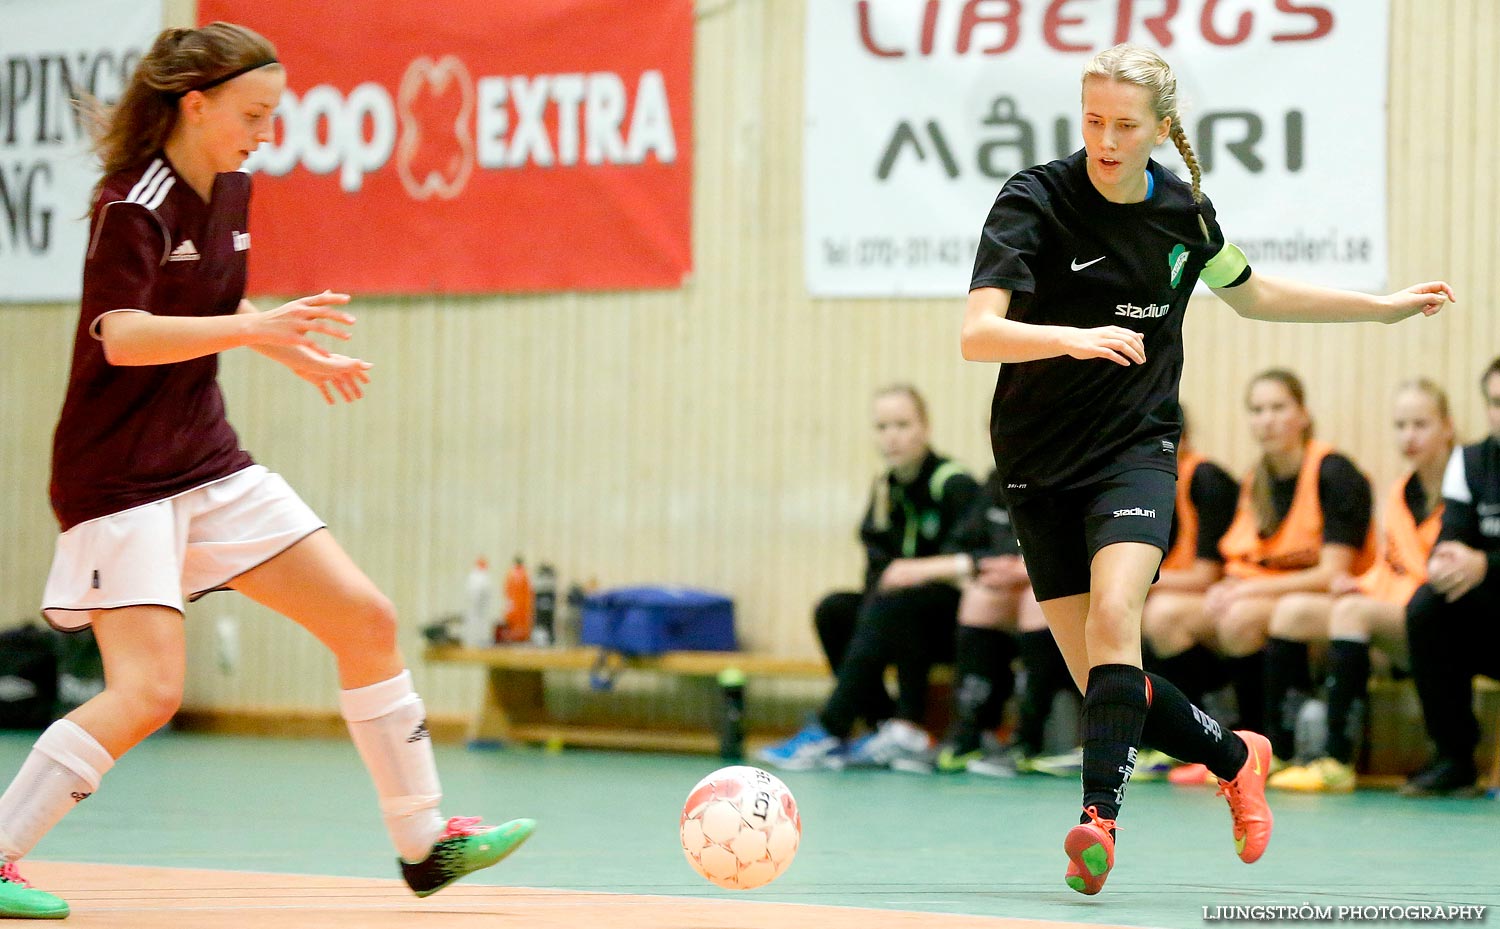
[1115,302,1169,318]
[168,240,201,262]
[1168,244,1189,288]
[232,231,251,252]
[1112,507,1157,519]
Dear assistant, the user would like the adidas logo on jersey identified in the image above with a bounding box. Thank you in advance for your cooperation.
[168,239,200,262]
[1112,507,1157,519]
[232,231,251,252]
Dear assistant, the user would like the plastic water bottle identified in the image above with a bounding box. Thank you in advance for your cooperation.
[717,668,746,761]
[1295,697,1328,761]
[501,557,533,643]
[462,557,496,648]
[561,583,587,646]
[531,563,557,646]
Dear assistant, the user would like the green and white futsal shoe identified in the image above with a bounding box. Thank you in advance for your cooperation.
[0,861,69,919]
[399,815,536,897]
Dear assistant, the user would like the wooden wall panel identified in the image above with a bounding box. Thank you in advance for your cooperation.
[1,0,1495,718]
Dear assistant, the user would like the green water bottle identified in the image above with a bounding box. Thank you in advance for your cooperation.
[717,667,746,761]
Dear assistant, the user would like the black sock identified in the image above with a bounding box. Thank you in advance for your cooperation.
[1141,672,1249,780]
[951,627,1015,753]
[1154,645,1223,707]
[1017,630,1068,755]
[1080,664,1148,823]
[977,629,1019,732]
[1227,652,1266,733]
[1263,638,1311,760]
[1324,639,1370,764]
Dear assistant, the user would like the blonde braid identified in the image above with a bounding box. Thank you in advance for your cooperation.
[1169,121,1210,241]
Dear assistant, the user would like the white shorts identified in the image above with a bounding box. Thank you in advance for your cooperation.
[41,465,325,630]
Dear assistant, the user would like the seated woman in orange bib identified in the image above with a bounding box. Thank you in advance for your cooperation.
[1144,369,1374,778]
[1261,379,1453,792]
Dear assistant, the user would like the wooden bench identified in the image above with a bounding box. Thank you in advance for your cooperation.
[424,644,836,753]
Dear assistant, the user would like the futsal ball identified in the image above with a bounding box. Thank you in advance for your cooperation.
[679,765,800,890]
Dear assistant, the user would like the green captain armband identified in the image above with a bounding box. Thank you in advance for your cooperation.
[1201,242,1250,288]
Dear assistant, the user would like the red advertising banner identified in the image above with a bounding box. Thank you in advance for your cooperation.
[198,0,693,294]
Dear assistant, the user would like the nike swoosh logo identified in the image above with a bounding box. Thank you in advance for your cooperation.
[1071,256,1105,271]
[1251,745,1263,776]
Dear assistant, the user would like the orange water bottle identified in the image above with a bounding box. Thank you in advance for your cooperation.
[501,557,534,643]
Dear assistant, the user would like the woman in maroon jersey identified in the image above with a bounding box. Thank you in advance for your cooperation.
[0,24,532,919]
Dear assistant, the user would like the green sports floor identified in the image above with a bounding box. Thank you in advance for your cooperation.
[1,731,1495,928]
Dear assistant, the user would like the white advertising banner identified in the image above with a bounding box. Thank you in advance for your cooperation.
[0,0,159,302]
[804,1,1389,297]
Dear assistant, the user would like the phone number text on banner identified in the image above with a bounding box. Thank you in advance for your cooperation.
[200,0,693,295]
[804,1,1388,297]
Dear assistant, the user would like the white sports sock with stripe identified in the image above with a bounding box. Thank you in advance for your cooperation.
[339,670,445,862]
[0,719,114,862]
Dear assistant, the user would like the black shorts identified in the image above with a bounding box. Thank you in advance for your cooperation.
[1002,468,1176,602]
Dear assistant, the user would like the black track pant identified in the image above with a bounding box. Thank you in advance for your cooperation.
[817,583,960,737]
[1405,578,1500,762]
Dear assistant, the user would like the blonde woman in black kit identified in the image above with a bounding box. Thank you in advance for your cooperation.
[759,384,982,771]
[960,43,1453,895]
[0,24,531,919]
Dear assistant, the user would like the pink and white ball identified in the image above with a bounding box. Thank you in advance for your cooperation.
[679,765,801,889]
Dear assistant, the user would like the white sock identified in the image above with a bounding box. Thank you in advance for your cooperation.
[339,670,445,862]
[0,720,115,862]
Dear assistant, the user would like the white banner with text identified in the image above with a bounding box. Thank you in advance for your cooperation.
[0,0,160,302]
[804,0,1389,297]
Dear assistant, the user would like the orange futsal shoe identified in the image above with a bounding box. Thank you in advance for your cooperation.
[1167,762,1215,786]
[1216,730,1274,864]
[1063,805,1117,895]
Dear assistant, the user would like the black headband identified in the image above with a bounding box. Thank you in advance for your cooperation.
[189,58,279,94]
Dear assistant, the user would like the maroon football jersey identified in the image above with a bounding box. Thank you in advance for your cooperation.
[50,155,256,530]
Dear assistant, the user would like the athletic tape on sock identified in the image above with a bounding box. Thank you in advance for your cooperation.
[339,669,416,722]
[34,720,114,790]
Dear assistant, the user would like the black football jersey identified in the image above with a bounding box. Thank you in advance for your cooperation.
[971,149,1244,495]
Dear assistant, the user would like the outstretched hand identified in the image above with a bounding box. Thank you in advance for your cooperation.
[248,290,355,355]
[287,348,374,404]
[1064,325,1146,366]
[1386,282,1456,322]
